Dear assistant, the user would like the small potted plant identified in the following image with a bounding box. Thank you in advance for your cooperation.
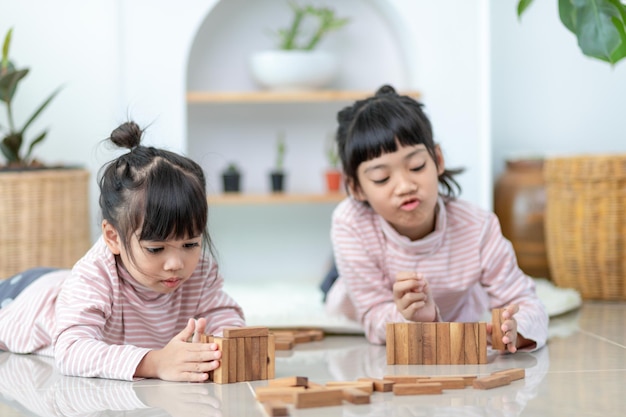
[221,162,242,193]
[249,1,350,90]
[324,133,342,193]
[270,132,287,192]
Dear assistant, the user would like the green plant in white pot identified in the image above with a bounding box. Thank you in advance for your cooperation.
[250,1,350,91]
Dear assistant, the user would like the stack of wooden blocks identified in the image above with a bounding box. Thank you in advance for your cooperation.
[386,309,506,365]
[200,326,275,384]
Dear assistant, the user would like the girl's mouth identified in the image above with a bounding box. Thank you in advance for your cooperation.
[400,199,419,211]
[162,278,181,288]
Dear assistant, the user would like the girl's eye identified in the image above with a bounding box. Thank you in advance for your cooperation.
[410,163,426,172]
[145,247,164,254]
[372,177,389,185]
[184,242,201,249]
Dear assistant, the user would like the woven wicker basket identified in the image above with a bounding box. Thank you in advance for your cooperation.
[0,168,92,278]
[543,155,626,300]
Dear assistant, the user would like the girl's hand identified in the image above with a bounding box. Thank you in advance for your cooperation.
[134,318,222,381]
[393,271,436,322]
[490,304,536,353]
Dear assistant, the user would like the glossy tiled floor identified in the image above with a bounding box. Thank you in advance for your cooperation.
[0,301,624,417]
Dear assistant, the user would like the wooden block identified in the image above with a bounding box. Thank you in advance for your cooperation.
[307,329,325,341]
[262,401,289,417]
[386,322,395,365]
[436,322,451,364]
[464,322,479,364]
[275,339,294,351]
[394,323,410,365]
[325,381,373,394]
[492,368,525,381]
[422,322,437,365]
[306,381,326,389]
[293,331,313,344]
[293,388,343,409]
[251,336,262,380]
[200,333,211,343]
[236,337,246,382]
[449,322,465,365]
[342,387,371,404]
[223,326,269,338]
[244,336,254,380]
[472,374,511,390]
[407,322,422,364]
[269,376,309,387]
[213,337,230,384]
[358,377,395,392]
[491,308,506,350]
[447,375,478,386]
[423,377,466,389]
[267,333,275,380]
[478,322,487,364]
[392,382,443,395]
[259,336,268,380]
[255,386,304,403]
[383,375,421,384]
[228,336,237,381]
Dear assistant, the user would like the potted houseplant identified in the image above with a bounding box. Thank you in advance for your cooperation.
[270,132,287,192]
[221,162,242,193]
[0,28,91,277]
[324,133,342,193]
[249,1,350,90]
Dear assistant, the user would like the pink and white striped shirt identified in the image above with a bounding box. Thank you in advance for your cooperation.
[325,197,548,348]
[0,237,245,380]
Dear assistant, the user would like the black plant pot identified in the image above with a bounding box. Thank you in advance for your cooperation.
[222,172,241,193]
[270,171,285,193]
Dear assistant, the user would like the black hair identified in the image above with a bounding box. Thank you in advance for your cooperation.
[336,85,464,198]
[98,121,214,266]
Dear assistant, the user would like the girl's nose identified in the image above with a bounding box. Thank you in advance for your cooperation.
[396,173,417,194]
[164,253,184,271]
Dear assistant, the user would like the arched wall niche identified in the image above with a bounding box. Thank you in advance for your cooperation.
[186,0,419,91]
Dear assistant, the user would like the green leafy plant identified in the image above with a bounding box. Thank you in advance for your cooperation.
[518,0,626,65]
[325,132,340,169]
[0,28,61,167]
[275,131,287,171]
[275,1,350,50]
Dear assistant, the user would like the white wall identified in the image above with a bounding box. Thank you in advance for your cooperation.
[491,0,626,179]
[2,0,489,284]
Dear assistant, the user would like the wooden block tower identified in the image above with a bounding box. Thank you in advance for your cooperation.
[200,326,275,384]
[386,321,488,365]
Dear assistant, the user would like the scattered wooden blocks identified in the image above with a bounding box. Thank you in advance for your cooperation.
[271,328,324,351]
[386,321,487,365]
[393,382,443,396]
[201,326,275,384]
[262,401,289,417]
[357,377,395,392]
[293,388,344,409]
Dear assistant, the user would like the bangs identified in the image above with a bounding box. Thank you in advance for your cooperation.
[139,164,207,241]
[346,99,429,172]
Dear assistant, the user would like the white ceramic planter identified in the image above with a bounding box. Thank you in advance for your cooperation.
[249,50,338,91]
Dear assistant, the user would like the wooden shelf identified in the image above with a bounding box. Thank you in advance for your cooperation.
[187,90,421,104]
[207,192,346,206]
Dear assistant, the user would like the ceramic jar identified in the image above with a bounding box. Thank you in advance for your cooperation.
[493,158,551,279]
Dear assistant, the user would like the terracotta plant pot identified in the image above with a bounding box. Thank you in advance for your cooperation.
[325,169,342,192]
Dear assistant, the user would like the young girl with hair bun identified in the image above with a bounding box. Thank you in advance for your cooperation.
[0,121,244,381]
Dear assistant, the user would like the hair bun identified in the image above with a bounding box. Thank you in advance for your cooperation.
[375,85,397,96]
[110,121,143,150]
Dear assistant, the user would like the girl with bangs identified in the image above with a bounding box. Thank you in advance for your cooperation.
[0,121,244,381]
[322,85,548,352]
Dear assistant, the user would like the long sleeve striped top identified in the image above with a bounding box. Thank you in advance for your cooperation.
[325,196,548,348]
[0,237,245,380]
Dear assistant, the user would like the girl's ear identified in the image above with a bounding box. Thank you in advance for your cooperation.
[348,179,367,202]
[102,220,122,255]
[434,144,445,175]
